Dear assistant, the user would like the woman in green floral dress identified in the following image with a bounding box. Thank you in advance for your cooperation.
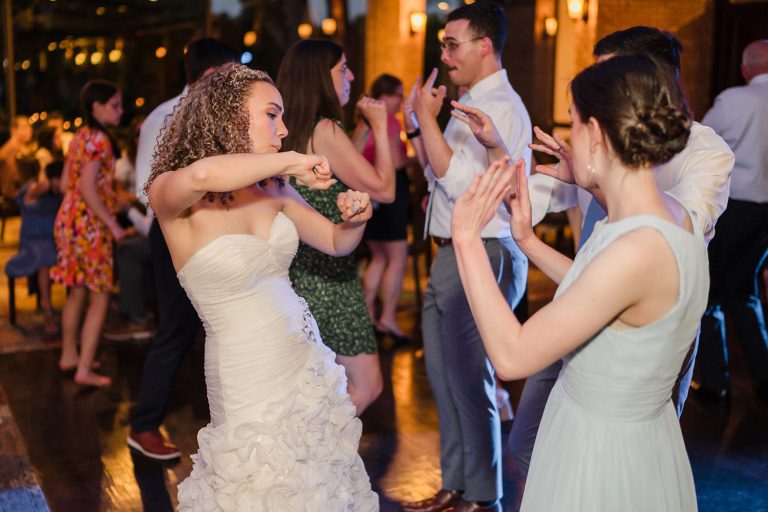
[278,39,396,414]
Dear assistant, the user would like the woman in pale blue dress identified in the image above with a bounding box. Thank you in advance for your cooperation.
[450,55,705,510]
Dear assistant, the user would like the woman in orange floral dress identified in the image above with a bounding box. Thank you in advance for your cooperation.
[51,80,126,388]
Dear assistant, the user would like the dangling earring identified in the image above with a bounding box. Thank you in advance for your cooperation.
[587,158,597,178]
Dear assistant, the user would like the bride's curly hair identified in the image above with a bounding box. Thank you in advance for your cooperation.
[145,63,281,204]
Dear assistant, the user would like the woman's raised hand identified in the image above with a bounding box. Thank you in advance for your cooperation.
[356,97,388,131]
[289,153,336,189]
[507,158,535,246]
[452,156,515,244]
[337,190,372,222]
[528,126,575,183]
[450,101,504,150]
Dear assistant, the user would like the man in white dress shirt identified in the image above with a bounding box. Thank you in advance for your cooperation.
[127,38,240,461]
[510,26,734,477]
[401,3,531,511]
[695,39,768,401]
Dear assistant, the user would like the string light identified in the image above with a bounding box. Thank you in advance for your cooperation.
[155,46,167,59]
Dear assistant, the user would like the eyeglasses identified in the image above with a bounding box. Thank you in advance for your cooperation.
[439,37,484,55]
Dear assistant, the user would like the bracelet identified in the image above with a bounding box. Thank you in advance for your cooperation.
[406,128,421,139]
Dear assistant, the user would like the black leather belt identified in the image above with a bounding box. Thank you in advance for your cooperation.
[431,236,496,247]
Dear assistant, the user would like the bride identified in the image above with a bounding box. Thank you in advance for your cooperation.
[145,63,379,511]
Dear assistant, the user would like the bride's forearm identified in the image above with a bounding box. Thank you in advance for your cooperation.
[329,220,367,256]
[188,152,304,193]
[151,151,312,220]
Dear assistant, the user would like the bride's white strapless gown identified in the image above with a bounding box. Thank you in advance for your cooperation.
[175,212,378,511]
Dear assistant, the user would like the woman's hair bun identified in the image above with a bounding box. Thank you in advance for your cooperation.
[622,104,692,167]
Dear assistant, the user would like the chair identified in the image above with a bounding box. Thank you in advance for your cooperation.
[0,195,20,242]
[5,249,42,326]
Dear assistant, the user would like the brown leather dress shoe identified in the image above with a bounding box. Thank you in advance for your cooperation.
[127,429,181,461]
[401,489,463,512]
[445,499,501,512]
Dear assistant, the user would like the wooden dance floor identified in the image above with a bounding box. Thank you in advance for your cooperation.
[0,217,766,511]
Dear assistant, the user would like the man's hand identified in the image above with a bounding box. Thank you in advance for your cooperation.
[450,101,505,150]
[403,79,420,131]
[413,68,447,122]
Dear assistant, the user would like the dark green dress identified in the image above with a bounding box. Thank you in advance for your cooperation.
[289,179,378,356]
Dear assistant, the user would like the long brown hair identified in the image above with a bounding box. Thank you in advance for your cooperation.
[79,80,120,154]
[276,39,344,153]
[145,63,275,202]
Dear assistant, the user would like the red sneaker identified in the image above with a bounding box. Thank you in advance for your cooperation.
[127,429,181,460]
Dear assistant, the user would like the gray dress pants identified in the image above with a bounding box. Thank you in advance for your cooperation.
[422,237,527,502]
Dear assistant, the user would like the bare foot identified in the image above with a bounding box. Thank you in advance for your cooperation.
[43,319,60,337]
[59,360,101,372]
[59,355,80,371]
[74,371,111,388]
[377,321,405,337]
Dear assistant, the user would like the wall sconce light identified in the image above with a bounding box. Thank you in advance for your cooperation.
[410,11,427,35]
[567,0,587,20]
[544,17,558,37]
[243,30,257,46]
[321,18,337,35]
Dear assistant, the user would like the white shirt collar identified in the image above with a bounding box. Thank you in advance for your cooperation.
[464,69,508,101]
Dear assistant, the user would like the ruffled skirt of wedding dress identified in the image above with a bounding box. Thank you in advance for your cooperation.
[177,315,378,511]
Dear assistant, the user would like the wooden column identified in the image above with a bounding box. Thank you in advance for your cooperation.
[2,0,16,121]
